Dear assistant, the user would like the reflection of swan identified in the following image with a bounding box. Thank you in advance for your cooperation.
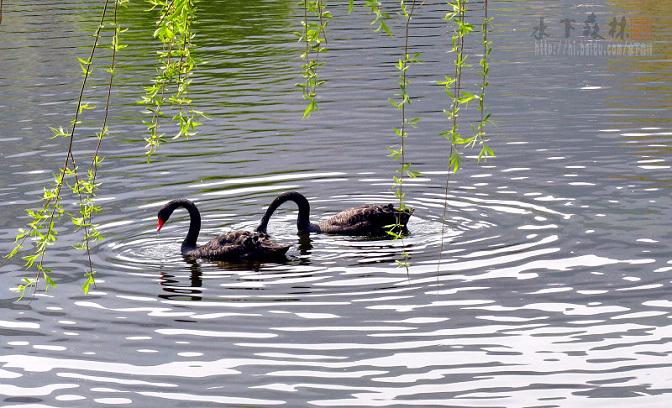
[157,199,290,261]
[159,263,203,302]
[256,191,414,236]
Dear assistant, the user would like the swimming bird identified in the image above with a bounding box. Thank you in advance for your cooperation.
[255,191,414,236]
[157,198,290,261]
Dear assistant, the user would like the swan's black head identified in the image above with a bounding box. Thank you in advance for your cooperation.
[156,199,194,232]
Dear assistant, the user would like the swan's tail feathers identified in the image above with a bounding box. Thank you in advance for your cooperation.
[255,243,291,260]
[268,242,291,254]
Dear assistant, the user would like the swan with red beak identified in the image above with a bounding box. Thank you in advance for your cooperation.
[156,198,290,261]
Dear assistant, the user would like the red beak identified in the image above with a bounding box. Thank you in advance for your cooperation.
[156,218,165,232]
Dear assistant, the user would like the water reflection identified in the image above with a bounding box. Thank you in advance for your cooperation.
[296,233,314,256]
[159,264,203,302]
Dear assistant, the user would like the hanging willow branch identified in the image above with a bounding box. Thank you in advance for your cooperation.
[436,0,493,272]
[75,0,127,295]
[389,0,421,213]
[363,0,392,35]
[142,0,202,160]
[6,0,206,298]
[437,0,471,271]
[298,0,331,118]
[472,0,493,161]
[388,0,422,272]
[5,0,126,299]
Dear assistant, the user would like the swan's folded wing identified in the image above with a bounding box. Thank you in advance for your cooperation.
[320,204,413,235]
[325,205,383,226]
[192,231,289,260]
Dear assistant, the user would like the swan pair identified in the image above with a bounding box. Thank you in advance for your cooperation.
[156,191,414,261]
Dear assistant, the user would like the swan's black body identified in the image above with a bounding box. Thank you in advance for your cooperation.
[255,191,414,236]
[157,199,290,261]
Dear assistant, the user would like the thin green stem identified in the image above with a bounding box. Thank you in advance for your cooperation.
[479,0,488,129]
[437,0,469,274]
[474,0,493,162]
[400,0,418,277]
[399,0,418,204]
[78,0,123,294]
[387,0,422,275]
[317,0,327,44]
[8,0,112,299]
[41,0,111,278]
[92,3,119,183]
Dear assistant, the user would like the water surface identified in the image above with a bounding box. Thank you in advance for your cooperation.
[1,0,672,406]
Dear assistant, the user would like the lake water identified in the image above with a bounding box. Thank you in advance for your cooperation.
[1,0,672,406]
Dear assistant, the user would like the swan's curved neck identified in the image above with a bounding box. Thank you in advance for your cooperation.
[165,199,201,252]
[256,191,319,234]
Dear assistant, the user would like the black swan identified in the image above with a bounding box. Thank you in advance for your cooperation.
[255,191,414,236]
[156,198,290,261]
